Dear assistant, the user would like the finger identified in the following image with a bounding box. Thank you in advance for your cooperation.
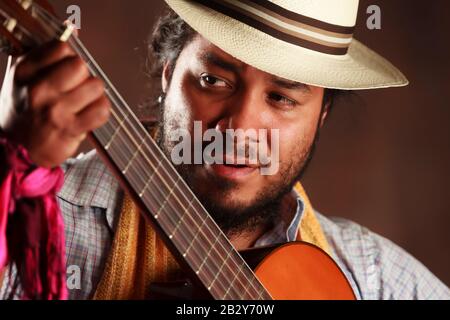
[69,96,111,136]
[15,41,76,84]
[58,77,106,114]
[28,56,90,108]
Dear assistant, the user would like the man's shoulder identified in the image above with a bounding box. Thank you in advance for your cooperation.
[58,150,122,211]
[316,212,450,300]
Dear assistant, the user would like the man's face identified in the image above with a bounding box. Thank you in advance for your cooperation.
[159,35,326,235]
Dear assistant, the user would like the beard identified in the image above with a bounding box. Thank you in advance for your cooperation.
[156,100,321,237]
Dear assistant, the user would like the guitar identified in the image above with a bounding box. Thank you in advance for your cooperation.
[0,0,356,300]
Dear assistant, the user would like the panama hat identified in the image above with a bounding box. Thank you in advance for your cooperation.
[164,0,409,90]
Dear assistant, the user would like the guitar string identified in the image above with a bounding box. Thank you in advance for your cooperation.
[34,5,269,301]
[91,104,247,298]
[67,36,263,300]
[23,8,241,299]
[0,2,263,300]
[31,4,270,300]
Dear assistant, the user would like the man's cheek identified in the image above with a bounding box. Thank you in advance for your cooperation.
[260,128,280,176]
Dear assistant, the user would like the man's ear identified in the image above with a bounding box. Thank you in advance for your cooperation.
[161,61,172,93]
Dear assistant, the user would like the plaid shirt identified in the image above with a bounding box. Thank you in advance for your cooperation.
[2,150,450,300]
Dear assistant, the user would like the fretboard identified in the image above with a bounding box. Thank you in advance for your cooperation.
[69,37,271,300]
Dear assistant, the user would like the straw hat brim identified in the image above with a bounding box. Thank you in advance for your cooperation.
[166,0,409,90]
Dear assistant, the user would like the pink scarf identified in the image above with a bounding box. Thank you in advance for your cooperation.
[0,134,67,300]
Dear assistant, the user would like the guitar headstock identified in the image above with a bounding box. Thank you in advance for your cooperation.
[0,0,66,56]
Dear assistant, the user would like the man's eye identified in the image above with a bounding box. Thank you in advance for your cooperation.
[200,74,230,88]
[268,93,297,107]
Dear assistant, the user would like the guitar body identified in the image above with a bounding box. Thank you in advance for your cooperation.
[242,242,356,300]
[150,241,356,300]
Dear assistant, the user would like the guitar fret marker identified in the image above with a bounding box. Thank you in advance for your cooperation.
[105,118,126,150]
[154,187,175,220]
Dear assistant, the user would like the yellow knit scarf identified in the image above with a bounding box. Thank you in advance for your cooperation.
[93,182,330,300]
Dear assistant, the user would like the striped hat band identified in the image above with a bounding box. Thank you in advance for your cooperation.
[194,0,356,56]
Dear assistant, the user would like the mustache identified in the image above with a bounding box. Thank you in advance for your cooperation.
[198,131,272,166]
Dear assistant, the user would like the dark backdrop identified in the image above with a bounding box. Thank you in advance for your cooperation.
[1,1,449,286]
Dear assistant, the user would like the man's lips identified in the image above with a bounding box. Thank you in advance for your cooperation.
[203,154,262,180]
[208,163,258,180]
[222,155,261,168]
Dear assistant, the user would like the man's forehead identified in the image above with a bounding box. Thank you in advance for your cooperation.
[190,35,245,69]
[190,36,311,90]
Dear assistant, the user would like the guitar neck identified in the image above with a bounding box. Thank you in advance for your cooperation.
[0,0,271,299]
[66,23,271,301]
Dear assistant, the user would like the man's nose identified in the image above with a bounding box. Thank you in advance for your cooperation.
[215,89,263,132]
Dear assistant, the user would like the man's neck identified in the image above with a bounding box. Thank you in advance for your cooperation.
[229,191,298,251]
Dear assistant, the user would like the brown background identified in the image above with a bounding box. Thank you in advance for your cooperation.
[1,1,449,287]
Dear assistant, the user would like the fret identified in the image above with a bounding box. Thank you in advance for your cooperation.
[169,203,198,256]
[182,223,222,271]
[98,134,130,174]
[139,183,176,227]
[195,236,221,289]
[94,115,121,147]
[223,271,238,299]
[122,140,146,174]
[138,157,163,197]
[174,228,219,286]
[208,250,233,291]
[202,240,233,278]
[218,260,250,300]
[153,189,174,220]
[246,272,266,300]
[163,217,221,289]
[104,115,126,150]
[118,155,147,194]
[173,202,224,265]
[169,210,186,241]
[188,199,226,242]
[183,215,207,256]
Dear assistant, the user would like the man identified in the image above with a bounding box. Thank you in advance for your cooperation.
[0,0,449,300]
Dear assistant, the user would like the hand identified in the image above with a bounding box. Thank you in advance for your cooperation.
[0,40,111,168]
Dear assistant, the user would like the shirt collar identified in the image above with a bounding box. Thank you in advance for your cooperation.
[253,188,306,247]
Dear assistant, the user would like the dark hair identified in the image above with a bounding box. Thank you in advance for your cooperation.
[147,9,345,116]
[148,9,196,82]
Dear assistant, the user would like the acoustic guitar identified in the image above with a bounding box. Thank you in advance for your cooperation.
[0,0,356,300]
